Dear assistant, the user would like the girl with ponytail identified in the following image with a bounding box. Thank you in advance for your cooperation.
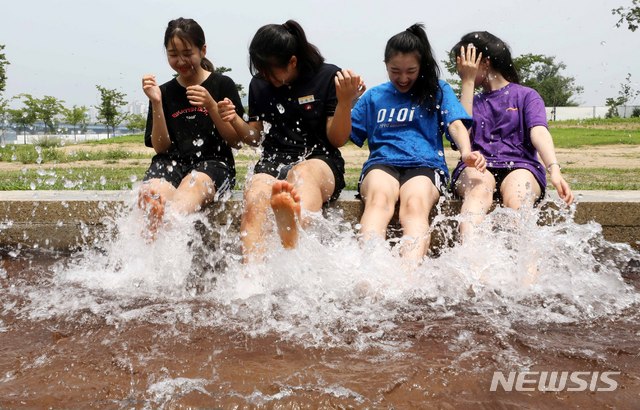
[350,23,485,265]
[218,19,364,261]
[139,18,246,240]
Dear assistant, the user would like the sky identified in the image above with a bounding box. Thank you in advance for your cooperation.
[1,0,638,109]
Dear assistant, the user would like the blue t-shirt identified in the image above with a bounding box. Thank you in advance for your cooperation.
[350,80,471,178]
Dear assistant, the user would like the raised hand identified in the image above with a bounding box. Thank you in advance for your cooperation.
[335,69,365,104]
[456,45,483,82]
[142,74,161,103]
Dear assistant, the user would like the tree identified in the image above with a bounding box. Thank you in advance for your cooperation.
[63,105,89,140]
[215,66,246,98]
[16,94,65,134]
[605,73,640,117]
[612,0,640,31]
[8,107,37,144]
[514,54,583,114]
[125,113,146,133]
[95,85,128,138]
[0,98,8,143]
[0,44,8,95]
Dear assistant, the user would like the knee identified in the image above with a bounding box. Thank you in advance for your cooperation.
[363,191,396,216]
[501,186,536,209]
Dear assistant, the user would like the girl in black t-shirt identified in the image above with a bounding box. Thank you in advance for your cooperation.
[218,20,364,262]
[140,18,245,239]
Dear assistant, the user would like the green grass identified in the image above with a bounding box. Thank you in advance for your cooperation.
[0,167,147,190]
[559,168,640,190]
[0,144,150,164]
[85,134,145,145]
[0,121,638,191]
[547,127,640,148]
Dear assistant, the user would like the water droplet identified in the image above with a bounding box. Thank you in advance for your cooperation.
[600,41,607,46]
[276,104,285,114]
[99,176,107,186]
[437,150,444,157]
[29,182,36,190]
[129,175,138,183]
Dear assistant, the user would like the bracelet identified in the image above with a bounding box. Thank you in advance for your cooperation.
[546,162,561,172]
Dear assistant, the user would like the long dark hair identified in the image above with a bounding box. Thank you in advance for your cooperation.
[164,18,214,72]
[249,19,324,79]
[385,23,440,107]
[450,31,520,84]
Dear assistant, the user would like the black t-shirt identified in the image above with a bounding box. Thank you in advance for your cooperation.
[248,63,343,162]
[144,72,245,167]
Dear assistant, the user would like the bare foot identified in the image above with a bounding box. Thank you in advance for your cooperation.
[270,181,301,249]
[139,188,166,241]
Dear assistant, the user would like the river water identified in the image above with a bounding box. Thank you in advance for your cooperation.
[1,199,639,408]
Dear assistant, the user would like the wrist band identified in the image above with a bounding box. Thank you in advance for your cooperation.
[546,162,561,172]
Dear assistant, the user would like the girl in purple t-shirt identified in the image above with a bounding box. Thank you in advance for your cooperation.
[450,31,574,240]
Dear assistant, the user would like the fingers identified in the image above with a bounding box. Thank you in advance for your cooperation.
[142,74,157,90]
[559,180,574,205]
[217,97,237,122]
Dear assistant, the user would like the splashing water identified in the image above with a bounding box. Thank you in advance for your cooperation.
[1,194,639,406]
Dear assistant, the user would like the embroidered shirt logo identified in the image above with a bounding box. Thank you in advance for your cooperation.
[506,107,519,112]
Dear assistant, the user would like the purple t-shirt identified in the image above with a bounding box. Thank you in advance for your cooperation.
[451,83,547,189]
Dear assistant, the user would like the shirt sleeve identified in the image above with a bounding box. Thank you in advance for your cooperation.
[324,67,339,117]
[144,100,153,147]
[523,87,548,129]
[440,81,472,142]
[349,92,369,147]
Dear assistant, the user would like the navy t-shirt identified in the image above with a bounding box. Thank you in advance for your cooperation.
[248,63,343,163]
[144,72,245,167]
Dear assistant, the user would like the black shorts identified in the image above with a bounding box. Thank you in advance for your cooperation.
[143,153,235,194]
[489,167,545,203]
[253,153,346,201]
[358,164,447,196]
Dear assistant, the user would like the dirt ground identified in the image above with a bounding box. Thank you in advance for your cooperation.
[1,142,639,172]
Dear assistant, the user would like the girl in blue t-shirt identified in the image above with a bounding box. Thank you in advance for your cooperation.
[350,23,485,264]
[450,31,573,240]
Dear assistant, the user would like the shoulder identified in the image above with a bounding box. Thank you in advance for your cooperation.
[160,77,179,91]
[310,63,340,82]
[205,72,236,87]
[437,79,455,94]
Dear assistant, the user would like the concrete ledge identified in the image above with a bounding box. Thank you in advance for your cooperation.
[1,190,639,252]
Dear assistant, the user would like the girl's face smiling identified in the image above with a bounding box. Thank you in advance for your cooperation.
[166,36,204,79]
[386,52,420,93]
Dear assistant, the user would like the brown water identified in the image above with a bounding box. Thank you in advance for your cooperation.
[1,205,640,408]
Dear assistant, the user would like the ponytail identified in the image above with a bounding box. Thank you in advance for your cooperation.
[385,23,440,108]
[249,19,324,78]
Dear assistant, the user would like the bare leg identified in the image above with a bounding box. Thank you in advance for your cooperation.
[500,169,542,210]
[359,169,399,241]
[270,180,301,249]
[138,179,176,240]
[500,169,543,284]
[241,173,276,262]
[171,171,217,214]
[398,176,440,262]
[286,159,335,226]
[454,167,496,241]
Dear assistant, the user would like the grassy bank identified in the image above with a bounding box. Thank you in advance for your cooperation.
[0,118,638,191]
